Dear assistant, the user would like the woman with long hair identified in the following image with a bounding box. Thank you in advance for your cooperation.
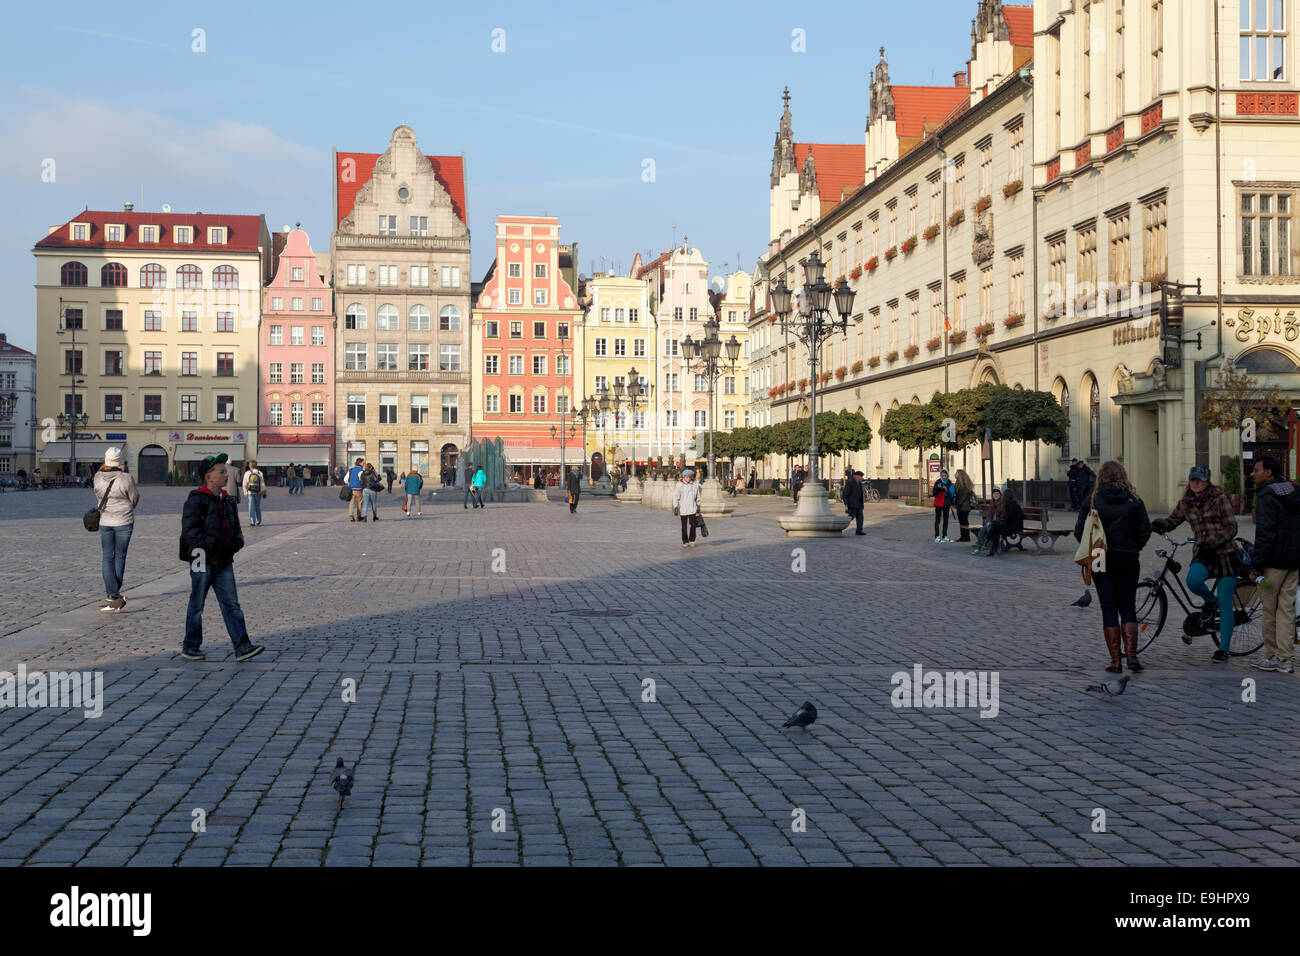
[1075,460,1152,671]
[1151,466,1246,662]
[953,469,976,542]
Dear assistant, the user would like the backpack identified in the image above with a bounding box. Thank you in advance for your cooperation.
[246,471,263,495]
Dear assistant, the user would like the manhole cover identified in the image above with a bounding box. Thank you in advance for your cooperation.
[556,608,632,617]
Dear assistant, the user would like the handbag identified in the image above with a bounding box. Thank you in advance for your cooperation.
[339,485,352,501]
[401,497,408,513]
[83,477,117,532]
[1073,490,1108,585]
[697,515,709,538]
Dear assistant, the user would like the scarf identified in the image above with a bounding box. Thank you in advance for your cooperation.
[1187,487,1211,509]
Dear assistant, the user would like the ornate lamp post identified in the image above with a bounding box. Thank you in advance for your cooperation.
[681,317,740,483]
[770,249,860,536]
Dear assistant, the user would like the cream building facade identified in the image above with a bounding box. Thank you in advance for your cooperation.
[579,274,655,468]
[716,270,753,436]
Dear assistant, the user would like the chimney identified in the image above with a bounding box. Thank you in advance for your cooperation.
[124,201,134,212]
[0,333,7,342]
[954,71,967,87]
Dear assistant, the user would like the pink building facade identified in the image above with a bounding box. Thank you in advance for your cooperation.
[258,229,334,480]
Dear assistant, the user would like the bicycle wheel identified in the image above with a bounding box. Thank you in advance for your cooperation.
[1223,583,1265,656]
[1134,580,1168,653]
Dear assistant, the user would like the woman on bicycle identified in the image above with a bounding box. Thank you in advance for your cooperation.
[1074,460,1151,672]
[1151,465,1246,662]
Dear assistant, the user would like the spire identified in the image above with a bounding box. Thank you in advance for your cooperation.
[771,86,798,186]
[799,152,818,196]
[868,47,895,129]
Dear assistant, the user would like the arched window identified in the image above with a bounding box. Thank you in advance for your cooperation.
[177,264,202,289]
[345,304,367,330]
[377,304,399,330]
[60,262,87,286]
[1056,381,1071,459]
[212,265,239,289]
[440,306,461,331]
[101,263,128,287]
[1089,377,1101,457]
[139,263,166,289]
[408,305,430,330]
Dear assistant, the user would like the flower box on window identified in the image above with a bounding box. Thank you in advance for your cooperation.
[850,266,863,280]
[901,235,918,254]
[947,209,966,229]
[819,371,832,384]
[1002,180,1023,199]
[777,383,788,395]
[835,366,848,380]
[865,256,879,272]
[851,359,864,374]
[768,387,777,399]
[884,246,898,261]
[867,356,881,368]
[926,336,943,351]
[948,329,968,346]
[903,344,920,359]
[798,378,809,391]
[922,224,940,241]
[1003,313,1025,330]
[974,195,992,215]
[885,350,899,363]
[974,321,995,339]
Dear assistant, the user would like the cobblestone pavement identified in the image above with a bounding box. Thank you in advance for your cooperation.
[1,483,1297,866]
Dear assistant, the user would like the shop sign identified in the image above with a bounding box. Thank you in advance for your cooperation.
[1225,308,1300,343]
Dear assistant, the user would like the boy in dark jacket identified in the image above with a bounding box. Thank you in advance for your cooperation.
[180,454,263,662]
[1249,455,1299,672]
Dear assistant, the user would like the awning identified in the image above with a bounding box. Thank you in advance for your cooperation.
[38,441,116,462]
[503,446,573,465]
[252,445,332,466]
[174,443,246,462]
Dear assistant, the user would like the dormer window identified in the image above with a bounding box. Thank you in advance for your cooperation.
[106,224,124,242]
[208,226,227,245]
[292,266,304,281]
[140,225,158,242]
[71,222,89,241]
[175,226,192,243]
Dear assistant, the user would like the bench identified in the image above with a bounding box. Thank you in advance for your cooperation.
[977,504,1076,554]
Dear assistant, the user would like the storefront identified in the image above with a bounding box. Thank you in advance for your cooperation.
[253,443,332,486]
[171,431,249,483]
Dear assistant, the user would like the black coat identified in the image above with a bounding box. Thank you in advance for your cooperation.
[999,499,1024,535]
[1073,482,1151,554]
[1252,477,1300,570]
[843,475,863,509]
[181,487,244,567]
[1076,465,1095,500]
[566,472,582,496]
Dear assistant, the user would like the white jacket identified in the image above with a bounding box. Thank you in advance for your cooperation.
[672,479,701,516]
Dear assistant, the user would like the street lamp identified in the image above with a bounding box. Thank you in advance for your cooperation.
[770,248,860,536]
[681,317,740,484]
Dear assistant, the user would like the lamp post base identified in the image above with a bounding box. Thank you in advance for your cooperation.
[776,482,851,536]
[697,477,736,517]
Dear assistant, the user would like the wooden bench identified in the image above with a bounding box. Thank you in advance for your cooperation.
[977,504,1076,554]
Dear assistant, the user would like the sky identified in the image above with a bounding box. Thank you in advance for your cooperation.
[0,0,986,351]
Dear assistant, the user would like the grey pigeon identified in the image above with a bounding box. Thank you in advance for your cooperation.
[782,701,818,732]
[331,758,354,808]
[1071,590,1092,608]
[1084,674,1130,701]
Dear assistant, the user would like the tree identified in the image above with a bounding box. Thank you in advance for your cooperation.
[880,403,939,493]
[1198,365,1291,504]
[986,387,1070,503]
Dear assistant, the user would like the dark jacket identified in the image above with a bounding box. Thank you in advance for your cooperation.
[1076,465,1096,501]
[999,498,1024,535]
[566,471,582,496]
[843,474,863,510]
[955,485,975,513]
[1073,482,1152,554]
[1252,477,1300,570]
[181,486,244,568]
[362,466,381,491]
[931,478,954,508]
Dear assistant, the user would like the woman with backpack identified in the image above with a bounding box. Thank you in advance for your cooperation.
[953,469,976,542]
[932,467,955,543]
[361,462,381,521]
[92,447,140,612]
[242,459,266,525]
[1074,460,1152,672]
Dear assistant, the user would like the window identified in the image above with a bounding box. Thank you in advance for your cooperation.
[271,402,284,426]
[629,308,639,323]
[379,215,397,236]
[951,275,966,331]
[1008,255,1025,316]
[345,343,368,370]
[1151,0,1164,97]
[634,411,646,429]
[215,395,234,421]
[1089,378,1101,457]
[71,223,88,240]
[64,394,84,417]
[928,174,941,227]
[290,266,304,282]
[1108,209,1131,287]
[724,377,736,395]
[411,395,429,424]
[907,293,920,344]
[378,265,398,286]
[594,338,608,357]
[532,393,547,414]
[378,394,398,425]
[1008,121,1024,183]
[534,289,548,305]
[664,337,679,356]
[347,394,366,424]
[1077,223,1099,293]
[887,201,898,247]
[509,393,523,414]
[615,308,626,323]
[140,263,166,288]
[179,311,197,333]
[1240,189,1295,276]
[182,351,198,376]
[285,401,302,427]
[174,226,191,243]
[208,227,227,245]
[906,186,918,237]
[101,263,127,287]
[508,355,524,375]
[978,140,993,199]
[533,321,546,338]
[870,214,881,257]
[178,264,202,289]
[217,353,234,376]
[144,395,162,421]
[929,286,943,338]
[289,326,304,346]
[557,322,569,340]
[485,354,500,374]
[533,355,546,375]
[437,394,458,424]
[269,362,283,384]
[63,307,83,330]
[665,373,678,392]
[104,394,123,421]
[312,362,325,384]
[979,267,994,323]
[694,374,707,392]
[144,350,162,375]
[440,307,461,331]
[290,362,304,384]
[594,375,608,392]
[61,262,87,286]
[633,338,646,357]
[534,263,547,278]
[345,305,367,330]
[673,307,683,322]
[410,216,428,236]
[105,309,123,331]
[408,305,430,330]
[312,402,324,426]
[441,266,461,287]
[1059,384,1072,458]
[555,354,570,375]
[408,344,430,371]
[1143,196,1169,280]
[377,305,400,331]
[695,410,707,428]
[410,266,428,287]
[181,394,199,421]
[312,297,323,312]
[213,265,238,289]
[377,343,399,371]
[508,263,522,278]
[485,393,500,413]
[291,297,303,311]
[439,345,461,371]
[271,297,284,311]
[724,410,736,429]
[105,350,123,376]
[106,225,122,242]
[347,264,367,286]
[689,307,699,321]
[485,321,499,338]
[216,312,234,332]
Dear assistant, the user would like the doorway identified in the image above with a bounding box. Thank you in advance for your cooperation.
[138,445,169,484]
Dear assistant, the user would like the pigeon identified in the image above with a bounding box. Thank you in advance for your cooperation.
[782,701,818,732]
[1084,674,1130,701]
[331,758,354,808]
[1071,590,1092,608]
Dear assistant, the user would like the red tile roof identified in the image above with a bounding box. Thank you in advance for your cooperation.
[793,144,866,204]
[891,86,971,139]
[1004,5,1034,49]
[34,211,266,253]
[336,152,466,226]
[0,339,34,356]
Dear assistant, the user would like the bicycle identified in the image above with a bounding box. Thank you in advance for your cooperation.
[864,487,881,503]
[1133,534,1265,656]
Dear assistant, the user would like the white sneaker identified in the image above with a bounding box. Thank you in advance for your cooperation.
[935,536,942,543]
[1279,658,1294,673]
[941,536,951,543]
[1251,656,1279,671]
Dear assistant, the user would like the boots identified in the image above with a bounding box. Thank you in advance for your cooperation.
[1122,622,1143,671]
[1103,626,1123,673]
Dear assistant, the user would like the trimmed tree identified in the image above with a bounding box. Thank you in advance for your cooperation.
[985,386,1070,505]
[1197,366,1290,509]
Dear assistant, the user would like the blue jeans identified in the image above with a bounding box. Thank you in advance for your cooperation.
[295,477,304,494]
[1187,561,1237,651]
[248,493,262,524]
[362,488,378,518]
[99,523,133,597]
[184,562,249,652]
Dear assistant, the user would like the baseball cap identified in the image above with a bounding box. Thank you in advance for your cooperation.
[201,452,229,475]
[1188,465,1211,482]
